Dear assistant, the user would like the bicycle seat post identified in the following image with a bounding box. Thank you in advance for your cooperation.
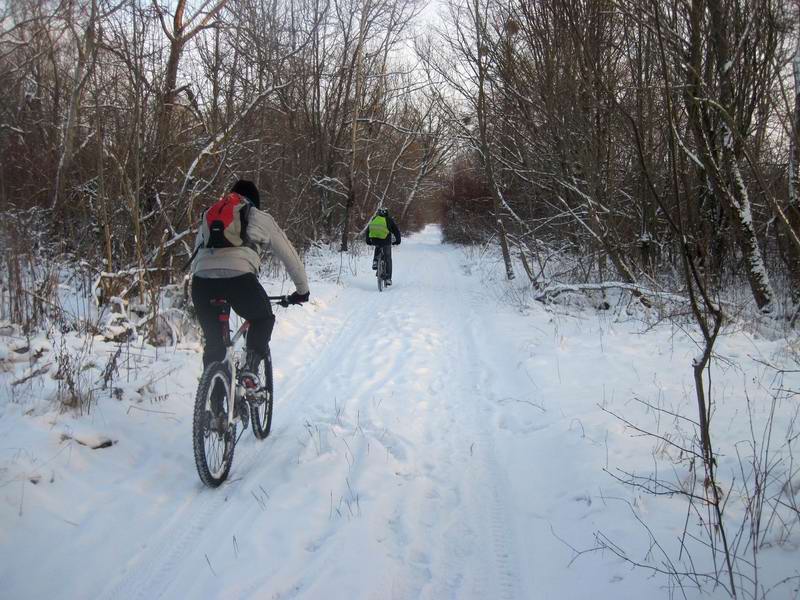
[210,298,232,347]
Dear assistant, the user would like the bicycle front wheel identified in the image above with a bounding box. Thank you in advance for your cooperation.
[193,362,236,487]
[250,350,274,440]
[377,254,385,292]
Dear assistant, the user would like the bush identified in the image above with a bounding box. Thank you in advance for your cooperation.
[441,158,494,245]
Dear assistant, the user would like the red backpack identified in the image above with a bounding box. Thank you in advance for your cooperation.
[202,193,253,249]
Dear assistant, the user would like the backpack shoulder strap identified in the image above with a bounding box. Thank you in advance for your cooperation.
[239,199,253,247]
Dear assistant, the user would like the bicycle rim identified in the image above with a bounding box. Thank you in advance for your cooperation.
[193,364,236,487]
[250,351,274,440]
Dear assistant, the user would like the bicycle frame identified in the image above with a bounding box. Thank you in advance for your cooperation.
[211,295,288,428]
[211,299,250,428]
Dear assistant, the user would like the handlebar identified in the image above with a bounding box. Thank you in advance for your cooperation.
[268,295,308,308]
[268,295,290,307]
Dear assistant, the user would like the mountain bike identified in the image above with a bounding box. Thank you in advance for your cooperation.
[192,295,290,487]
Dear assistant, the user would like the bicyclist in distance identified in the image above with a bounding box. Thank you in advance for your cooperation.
[191,179,309,388]
[365,207,401,285]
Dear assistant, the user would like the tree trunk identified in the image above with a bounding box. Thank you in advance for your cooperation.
[52,0,98,211]
[340,180,354,252]
[400,153,431,222]
[725,154,775,310]
[684,0,776,312]
[154,36,185,166]
[473,0,514,280]
[151,0,228,171]
[787,41,800,303]
[340,0,370,252]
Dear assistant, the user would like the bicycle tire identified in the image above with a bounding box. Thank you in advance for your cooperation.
[193,362,236,487]
[250,349,274,440]
[377,252,385,292]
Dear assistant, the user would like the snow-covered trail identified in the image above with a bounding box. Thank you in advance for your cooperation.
[11,225,796,599]
[98,227,529,599]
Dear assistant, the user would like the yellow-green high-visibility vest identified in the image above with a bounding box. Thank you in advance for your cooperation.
[368,215,390,239]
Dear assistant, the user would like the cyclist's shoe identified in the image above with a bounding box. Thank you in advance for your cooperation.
[386,279,392,286]
[240,351,262,391]
[372,259,378,270]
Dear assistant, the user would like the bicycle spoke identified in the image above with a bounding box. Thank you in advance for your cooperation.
[193,365,236,486]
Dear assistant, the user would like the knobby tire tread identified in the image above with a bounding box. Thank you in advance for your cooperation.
[250,350,274,440]
[377,251,385,292]
[193,362,236,487]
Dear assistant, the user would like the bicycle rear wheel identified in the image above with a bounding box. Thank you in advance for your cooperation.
[249,349,274,440]
[376,251,385,292]
[193,363,236,487]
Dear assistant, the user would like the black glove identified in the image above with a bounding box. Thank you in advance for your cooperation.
[288,291,310,305]
[392,239,400,246]
[366,238,374,246]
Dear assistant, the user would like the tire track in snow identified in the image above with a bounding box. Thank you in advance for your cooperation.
[99,488,226,600]
[100,237,524,600]
[366,245,524,600]
[270,289,382,412]
[445,251,523,600]
[97,291,380,600]
[288,274,445,597]
[370,274,459,598]
[472,363,522,600]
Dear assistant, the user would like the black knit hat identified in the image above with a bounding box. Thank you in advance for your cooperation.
[231,179,260,209]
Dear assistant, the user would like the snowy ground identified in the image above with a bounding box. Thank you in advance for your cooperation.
[1,225,799,599]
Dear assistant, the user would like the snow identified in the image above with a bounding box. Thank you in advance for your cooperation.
[1,225,798,599]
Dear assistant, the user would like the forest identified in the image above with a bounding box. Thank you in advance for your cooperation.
[1,0,798,317]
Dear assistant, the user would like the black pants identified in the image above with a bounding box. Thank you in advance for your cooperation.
[373,244,393,278]
[191,273,275,368]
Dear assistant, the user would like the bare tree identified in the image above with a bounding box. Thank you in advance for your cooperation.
[787,30,800,307]
[419,0,517,278]
[52,0,99,211]
[151,0,228,166]
[684,0,781,311]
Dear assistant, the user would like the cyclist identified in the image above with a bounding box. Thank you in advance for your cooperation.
[191,180,309,392]
[365,207,401,285]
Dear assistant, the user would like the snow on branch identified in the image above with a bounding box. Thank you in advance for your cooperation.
[311,176,349,199]
[179,82,290,199]
[534,281,685,307]
[0,124,25,134]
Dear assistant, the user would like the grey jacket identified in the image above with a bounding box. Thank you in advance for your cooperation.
[193,206,309,295]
